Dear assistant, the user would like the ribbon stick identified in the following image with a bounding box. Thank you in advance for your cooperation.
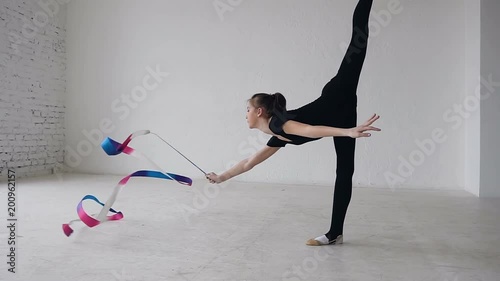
[62,130,194,237]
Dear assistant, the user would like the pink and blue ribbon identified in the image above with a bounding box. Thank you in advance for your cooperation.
[62,131,192,237]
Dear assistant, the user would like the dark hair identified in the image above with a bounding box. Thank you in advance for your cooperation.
[248,92,287,118]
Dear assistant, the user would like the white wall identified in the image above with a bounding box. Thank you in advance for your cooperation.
[0,0,67,180]
[480,0,500,197]
[464,0,481,197]
[64,0,467,190]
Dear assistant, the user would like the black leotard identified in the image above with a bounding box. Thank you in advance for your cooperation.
[266,0,373,240]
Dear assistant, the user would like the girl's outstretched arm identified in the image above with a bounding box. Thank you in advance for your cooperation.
[206,145,281,184]
[283,114,381,139]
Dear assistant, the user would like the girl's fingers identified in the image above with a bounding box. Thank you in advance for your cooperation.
[369,115,379,123]
[365,115,380,126]
[358,126,380,133]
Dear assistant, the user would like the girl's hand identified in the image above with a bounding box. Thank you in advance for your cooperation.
[348,114,381,138]
[206,172,222,184]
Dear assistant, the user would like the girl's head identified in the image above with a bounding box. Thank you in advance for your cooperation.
[246,93,287,128]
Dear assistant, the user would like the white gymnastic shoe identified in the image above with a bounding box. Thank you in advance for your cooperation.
[306,234,343,246]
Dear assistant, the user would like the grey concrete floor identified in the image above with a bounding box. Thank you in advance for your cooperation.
[0,173,499,281]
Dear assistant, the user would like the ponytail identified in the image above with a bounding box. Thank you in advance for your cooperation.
[271,92,286,116]
[249,92,287,118]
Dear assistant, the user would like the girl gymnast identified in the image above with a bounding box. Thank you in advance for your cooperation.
[207,0,379,246]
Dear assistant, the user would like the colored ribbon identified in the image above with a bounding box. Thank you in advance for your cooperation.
[62,130,193,237]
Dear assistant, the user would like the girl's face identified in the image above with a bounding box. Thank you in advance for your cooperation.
[246,101,260,129]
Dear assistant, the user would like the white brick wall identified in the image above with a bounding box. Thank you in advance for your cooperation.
[0,0,66,180]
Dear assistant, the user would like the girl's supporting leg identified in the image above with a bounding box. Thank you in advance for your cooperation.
[305,108,357,246]
[326,110,357,240]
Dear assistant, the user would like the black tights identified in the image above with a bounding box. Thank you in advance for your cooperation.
[322,0,373,239]
[277,0,372,239]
